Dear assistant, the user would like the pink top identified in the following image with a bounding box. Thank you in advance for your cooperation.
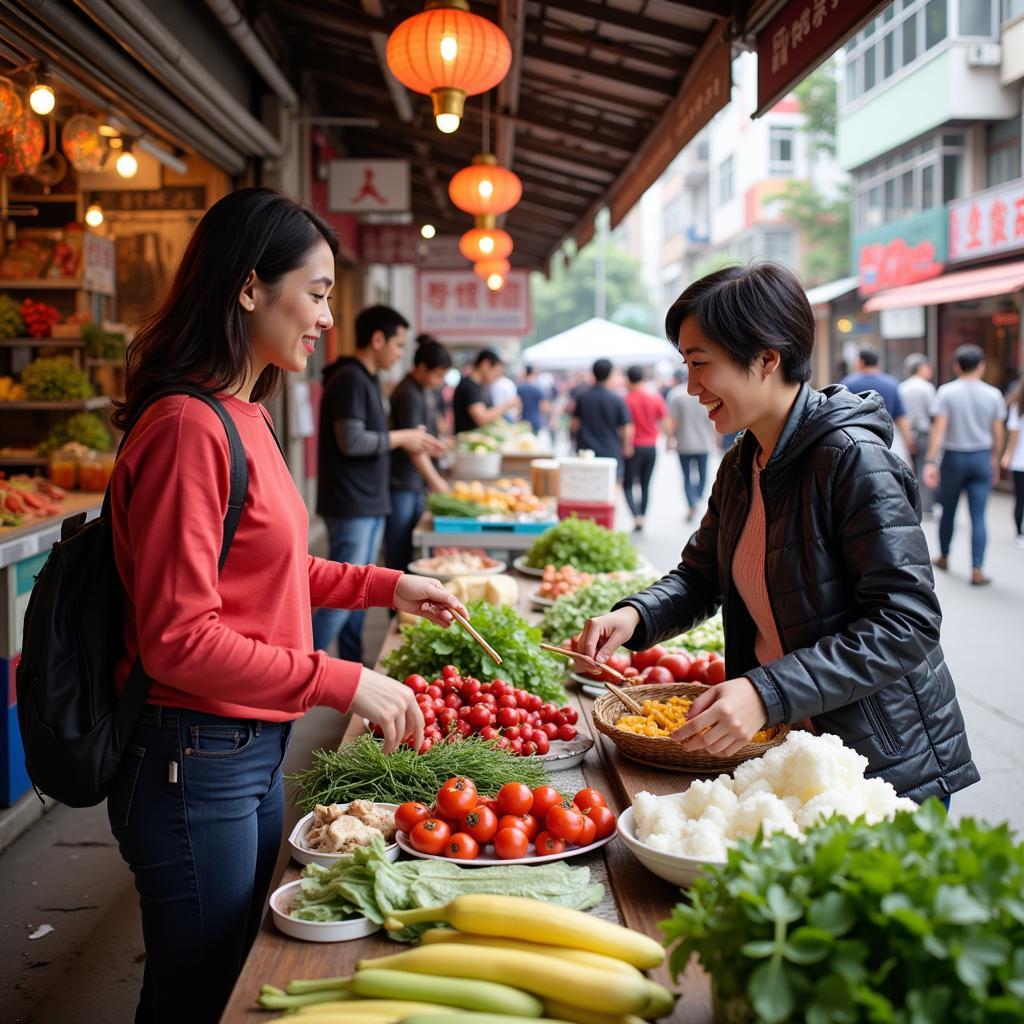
[625,388,668,447]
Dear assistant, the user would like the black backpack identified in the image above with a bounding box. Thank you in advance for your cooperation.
[16,387,250,807]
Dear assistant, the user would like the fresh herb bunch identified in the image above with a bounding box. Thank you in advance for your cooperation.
[82,322,126,360]
[540,574,655,643]
[0,294,26,338]
[382,600,566,704]
[524,516,641,573]
[21,356,94,401]
[289,733,550,810]
[37,412,113,455]
[660,801,1024,1024]
[426,493,490,518]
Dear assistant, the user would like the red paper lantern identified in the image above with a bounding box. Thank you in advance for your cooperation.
[0,77,22,131]
[62,114,107,173]
[449,152,522,216]
[460,225,513,262]
[386,0,511,134]
[473,257,510,281]
[0,111,45,176]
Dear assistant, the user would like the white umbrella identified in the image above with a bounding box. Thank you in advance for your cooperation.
[523,317,682,370]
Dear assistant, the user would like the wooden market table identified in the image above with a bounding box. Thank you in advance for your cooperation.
[219,571,713,1024]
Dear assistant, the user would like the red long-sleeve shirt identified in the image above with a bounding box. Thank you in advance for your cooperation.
[111,393,401,721]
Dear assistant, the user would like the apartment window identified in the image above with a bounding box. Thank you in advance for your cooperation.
[718,156,734,203]
[882,29,896,78]
[769,126,795,175]
[986,118,1022,187]
[942,153,963,202]
[924,0,947,47]
[762,228,795,267]
[1006,0,1024,21]
[959,0,992,33]
[664,195,684,236]
[696,137,709,161]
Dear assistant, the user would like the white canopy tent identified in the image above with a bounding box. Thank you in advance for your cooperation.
[523,318,683,371]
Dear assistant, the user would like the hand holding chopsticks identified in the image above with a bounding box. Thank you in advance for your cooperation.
[539,641,626,681]
[452,608,503,665]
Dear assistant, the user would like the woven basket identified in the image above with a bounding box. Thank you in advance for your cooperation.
[591,682,789,773]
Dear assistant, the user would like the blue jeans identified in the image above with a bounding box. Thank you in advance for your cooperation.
[938,449,992,569]
[312,514,385,661]
[107,704,292,1024]
[678,452,709,509]
[386,489,426,572]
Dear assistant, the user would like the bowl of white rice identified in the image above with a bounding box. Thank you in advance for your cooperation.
[616,804,726,888]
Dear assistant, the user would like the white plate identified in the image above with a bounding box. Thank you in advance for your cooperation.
[288,804,401,867]
[529,589,557,608]
[580,682,608,700]
[408,558,507,581]
[269,879,381,942]
[514,555,656,578]
[512,556,546,577]
[616,806,724,888]
[541,733,593,771]
[396,828,615,866]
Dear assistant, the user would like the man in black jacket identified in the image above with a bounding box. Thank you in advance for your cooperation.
[313,305,443,661]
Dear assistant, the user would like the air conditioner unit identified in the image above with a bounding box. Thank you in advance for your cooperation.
[966,43,1001,67]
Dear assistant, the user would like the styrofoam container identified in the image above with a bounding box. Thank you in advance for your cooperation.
[269,879,380,942]
[616,805,725,887]
[454,451,502,479]
[558,455,618,504]
[288,804,401,867]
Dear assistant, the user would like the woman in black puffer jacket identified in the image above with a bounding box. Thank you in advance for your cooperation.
[578,263,977,803]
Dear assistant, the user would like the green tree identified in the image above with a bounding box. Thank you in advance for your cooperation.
[524,242,653,346]
[780,180,851,286]
[795,58,838,157]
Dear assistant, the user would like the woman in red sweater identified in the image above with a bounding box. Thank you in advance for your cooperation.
[106,188,464,1024]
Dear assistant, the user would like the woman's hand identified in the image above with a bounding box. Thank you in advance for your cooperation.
[575,606,640,665]
[923,463,940,490]
[394,574,467,627]
[670,677,768,757]
[349,668,424,754]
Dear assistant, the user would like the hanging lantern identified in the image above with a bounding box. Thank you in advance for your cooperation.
[0,111,45,176]
[449,152,522,216]
[0,77,23,131]
[473,257,510,281]
[386,0,511,134]
[62,114,108,172]
[460,223,513,262]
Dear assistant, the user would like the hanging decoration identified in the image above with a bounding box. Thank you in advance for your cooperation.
[0,110,46,176]
[459,223,513,262]
[0,77,23,131]
[62,114,107,172]
[449,152,522,216]
[473,256,510,290]
[386,0,511,134]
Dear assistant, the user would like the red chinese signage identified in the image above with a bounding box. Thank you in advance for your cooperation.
[858,237,944,296]
[360,225,423,265]
[949,178,1024,264]
[416,270,531,337]
[756,0,888,116]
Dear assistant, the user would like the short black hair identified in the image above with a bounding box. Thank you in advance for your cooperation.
[954,344,985,373]
[416,332,441,347]
[414,339,452,370]
[664,262,813,384]
[355,305,409,348]
[475,348,502,368]
[904,353,928,376]
[858,345,880,367]
[524,364,535,375]
[593,358,612,382]
[627,365,644,384]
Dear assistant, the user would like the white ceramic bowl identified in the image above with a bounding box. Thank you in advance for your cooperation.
[288,803,401,868]
[269,879,380,942]
[616,805,725,888]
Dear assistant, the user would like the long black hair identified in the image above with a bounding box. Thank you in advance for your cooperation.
[114,187,338,429]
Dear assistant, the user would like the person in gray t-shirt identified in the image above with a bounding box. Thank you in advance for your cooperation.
[666,374,717,520]
[923,345,1006,584]
[899,354,937,509]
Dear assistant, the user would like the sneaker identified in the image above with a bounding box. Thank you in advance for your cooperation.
[1016,536,1024,549]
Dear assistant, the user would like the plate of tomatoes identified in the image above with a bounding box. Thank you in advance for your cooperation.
[394,779,618,865]
[569,646,727,688]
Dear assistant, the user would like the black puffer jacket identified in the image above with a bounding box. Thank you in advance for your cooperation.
[616,384,979,802]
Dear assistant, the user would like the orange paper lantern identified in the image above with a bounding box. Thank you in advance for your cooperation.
[0,77,23,131]
[0,111,45,176]
[449,152,522,216]
[460,225,513,262]
[473,257,510,280]
[386,0,511,134]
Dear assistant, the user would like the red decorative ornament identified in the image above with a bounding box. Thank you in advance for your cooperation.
[473,257,510,284]
[449,152,522,216]
[0,76,22,131]
[460,225,513,262]
[62,114,107,173]
[0,111,45,176]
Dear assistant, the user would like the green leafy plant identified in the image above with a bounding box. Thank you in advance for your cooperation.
[382,600,565,704]
[37,412,113,455]
[81,322,126,360]
[525,515,640,573]
[660,802,1024,1024]
[0,294,26,338]
[540,574,654,643]
[21,356,94,401]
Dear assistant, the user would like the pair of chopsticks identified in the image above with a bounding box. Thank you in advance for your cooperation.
[538,642,627,681]
[451,608,503,665]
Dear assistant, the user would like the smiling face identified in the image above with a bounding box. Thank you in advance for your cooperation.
[244,238,335,374]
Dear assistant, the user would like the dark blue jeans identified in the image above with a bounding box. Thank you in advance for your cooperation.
[386,488,426,572]
[312,514,385,661]
[938,449,993,569]
[623,446,657,518]
[678,452,709,509]
[107,704,292,1024]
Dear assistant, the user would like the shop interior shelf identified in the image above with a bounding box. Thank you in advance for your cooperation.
[0,454,48,466]
[0,337,85,348]
[0,396,111,411]
[0,279,84,290]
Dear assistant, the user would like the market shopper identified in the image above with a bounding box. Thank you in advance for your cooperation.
[623,365,670,531]
[576,262,978,805]
[666,368,718,521]
[314,305,446,660]
[1003,377,1024,547]
[841,344,915,464]
[571,358,634,477]
[899,353,938,511]
[107,188,465,1024]
[452,349,520,432]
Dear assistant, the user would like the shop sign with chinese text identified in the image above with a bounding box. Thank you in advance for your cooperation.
[854,208,947,297]
[756,0,888,116]
[948,177,1024,264]
[417,270,531,337]
[328,160,410,213]
[83,232,116,296]
[360,225,423,265]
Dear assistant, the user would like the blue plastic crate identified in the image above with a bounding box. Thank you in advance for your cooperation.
[433,516,557,535]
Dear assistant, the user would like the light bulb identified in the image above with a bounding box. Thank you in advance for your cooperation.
[479,236,495,255]
[116,150,138,178]
[486,273,503,291]
[420,224,436,239]
[440,35,458,61]
[84,204,104,227]
[478,179,494,198]
[435,113,460,134]
[109,137,123,149]
[29,83,55,116]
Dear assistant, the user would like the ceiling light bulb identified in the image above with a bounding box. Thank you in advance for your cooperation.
[479,236,495,255]
[486,273,503,291]
[420,223,436,239]
[435,112,460,134]
[84,204,104,227]
[29,83,55,116]
[478,179,494,198]
[108,137,123,149]
[440,35,458,61]
[116,150,138,178]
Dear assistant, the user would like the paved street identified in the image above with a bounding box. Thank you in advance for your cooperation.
[1,447,1020,1023]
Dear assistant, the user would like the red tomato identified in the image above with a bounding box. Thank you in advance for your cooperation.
[468,705,492,729]
[455,719,473,738]
[542,722,559,740]
[560,707,579,725]
[705,659,727,684]
[410,818,451,854]
[539,703,558,723]
[395,801,431,834]
[521,741,538,756]
[514,689,531,707]
[532,732,550,755]
[444,693,462,709]
[502,726,521,742]
[418,738,433,754]
[496,707,519,729]
[534,830,565,855]
[546,805,585,843]
[432,697,446,713]
[442,665,460,680]
[588,805,617,840]
[607,652,631,675]
[688,657,709,684]
[657,653,693,681]
[460,679,482,698]
[493,827,529,860]
[478,797,500,813]
[427,685,443,699]
[509,738,524,755]
[519,725,534,743]
[511,813,540,840]
[437,777,478,818]
[497,814,530,834]
[578,814,597,846]
[446,833,480,860]
[490,680,510,697]
[421,707,436,727]
[527,694,543,712]
[530,787,561,824]
[574,788,607,812]
[496,782,534,816]
[404,674,428,694]
[479,725,500,741]
[632,645,667,671]
[457,706,473,721]
[644,665,675,685]
[623,667,641,679]
[460,806,498,844]
[557,724,578,742]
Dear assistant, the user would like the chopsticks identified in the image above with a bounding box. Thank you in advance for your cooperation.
[452,609,503,665]
[538,642,627,681]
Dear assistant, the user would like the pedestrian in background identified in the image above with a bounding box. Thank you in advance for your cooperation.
[570,358,633,481]
[516,363,549,434]
[666,367,718,521]
[923,344,1006,586]
[841,345,915,464]
[623,365,670,531]
[899,353,938,512]
[452,349,520,432]
[1001,375,1024,548]
[416,332,448,437]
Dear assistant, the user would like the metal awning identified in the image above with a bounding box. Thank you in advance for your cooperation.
[863,260,1024,312]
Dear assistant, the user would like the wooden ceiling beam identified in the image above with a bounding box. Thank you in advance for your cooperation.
[522,69,664,115]
[537,0,708,48]
[496,0,526,171]
[535,26,686,72]
[525,43,678,96]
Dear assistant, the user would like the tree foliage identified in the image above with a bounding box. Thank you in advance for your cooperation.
[795,59,838,157]
[779,180,851,286]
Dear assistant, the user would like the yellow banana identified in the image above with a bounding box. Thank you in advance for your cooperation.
[385,895,664,969]
[273,1015,405,1024]
[295,1001,462,1017]
[543,1002,648,1024]
[351,968,543,1016]
[640,983,676,1019]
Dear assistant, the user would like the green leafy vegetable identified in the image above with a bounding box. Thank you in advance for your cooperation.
[289,733,551,810]
[290,836,603,939]
[21,356,94,401]
[671,614,724,653]
[525,516,641,573]
[427,493,490,518]
[382,600,566,704]
[81,322,126,360]
[660,802,1024,1024]
[37,412,113,455]
[540,574,655,643]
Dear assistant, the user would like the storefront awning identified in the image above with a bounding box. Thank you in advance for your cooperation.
[805,276,859,307]
[863,260,1024,312]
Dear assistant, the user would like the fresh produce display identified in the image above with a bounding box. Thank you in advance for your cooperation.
[456,430,502,454]
[411,548,502,576]
[525,516,641,574]
[536,565,592,601]
[19,298,61,338]
[616,695,776,744]
[427,494,491,518]
[399,779,616,861]
[37,412,113,455]
[20,355,94,401]
[290,733,551,811]
[372,668,579,756]
[81,321,126,360]
[302,801,397,853]
[631,731,917,862]
[589,645,727,686]
[661,801,1024,1024]
[675,613,724,653]
[539,575,655,644]
[444,479,552,517]
[0,475,66,526]
[0,375,27,401]
[382,601,566,704]
[444,574,519,609]
[0,294,26,338]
